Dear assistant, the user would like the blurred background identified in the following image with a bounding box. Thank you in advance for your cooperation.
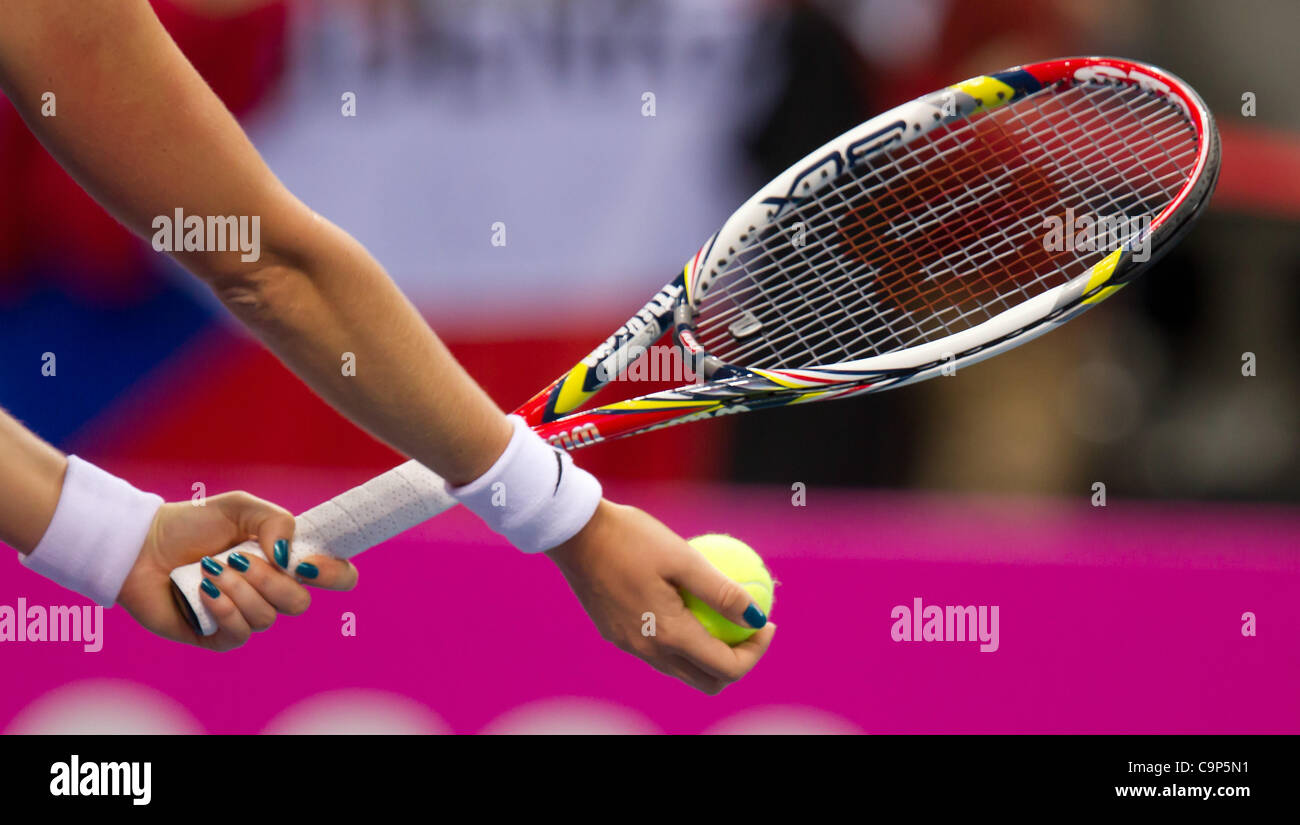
[1,0,1297,500]
[2,0,1298,734]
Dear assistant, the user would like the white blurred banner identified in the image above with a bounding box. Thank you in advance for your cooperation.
[246,0,776,332]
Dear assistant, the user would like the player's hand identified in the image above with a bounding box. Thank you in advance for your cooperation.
[546,499,776,694]
[116,492,358,650]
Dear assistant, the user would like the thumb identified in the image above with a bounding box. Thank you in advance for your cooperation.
[210,491,296,568]
[209,491,357,591]
[674,543,768,632]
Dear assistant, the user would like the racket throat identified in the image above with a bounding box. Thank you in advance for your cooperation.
[673,301,726,382]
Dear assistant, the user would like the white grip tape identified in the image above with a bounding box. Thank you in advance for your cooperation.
[169,460,456,636]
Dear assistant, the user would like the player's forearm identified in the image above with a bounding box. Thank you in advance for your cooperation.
[0,409,68,554]
[212,225,513,485]
[0,0,511,485]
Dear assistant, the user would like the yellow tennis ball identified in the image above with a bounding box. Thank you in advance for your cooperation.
[681,534,774,645]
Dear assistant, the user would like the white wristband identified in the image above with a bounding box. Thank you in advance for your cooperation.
[20,456,163,606]
[447,416,602,553]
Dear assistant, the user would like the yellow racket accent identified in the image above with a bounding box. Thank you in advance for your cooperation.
[552,365,598,416]
[951,76,1018,110]
[1081,248,1126,305]
[602,398,721,412]
[751,369,817,389]
[790,390,835,405]
[682,258,697,306]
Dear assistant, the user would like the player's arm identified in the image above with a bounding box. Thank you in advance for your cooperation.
[0,0,511,484]
[0,406,336,649]
[0,409,67,555]
[0,1,772,686]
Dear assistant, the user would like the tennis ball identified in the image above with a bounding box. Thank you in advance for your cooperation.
[681,534,774,645]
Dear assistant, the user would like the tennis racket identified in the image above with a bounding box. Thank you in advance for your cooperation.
[172,56,1219,635]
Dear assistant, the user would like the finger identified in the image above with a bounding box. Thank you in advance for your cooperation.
[192,573,252,651]
[221,551,312,626]
[669,545,768,634]
[666,618,777,683]
[195,555,279,632]
[727,622,777,673]
[209,491,297,570]
[289,555,358,592]
[637,648,725,695]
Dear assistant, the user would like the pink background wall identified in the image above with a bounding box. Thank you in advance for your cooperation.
[4,466,1297,734]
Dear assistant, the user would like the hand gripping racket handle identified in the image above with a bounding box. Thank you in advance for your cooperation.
[169,460,456,636]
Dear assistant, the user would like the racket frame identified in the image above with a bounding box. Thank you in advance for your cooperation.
[521,56,1220,451]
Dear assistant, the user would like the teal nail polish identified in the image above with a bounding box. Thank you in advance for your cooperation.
[200,579,220,599]
[200,556,223,576]
[743,603,767,629]
[295,562,319,579]
[273,539,289,568]
[228,552,250,573]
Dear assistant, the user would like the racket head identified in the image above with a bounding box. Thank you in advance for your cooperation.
[527,56,1219,448]
[682,56,1218,384]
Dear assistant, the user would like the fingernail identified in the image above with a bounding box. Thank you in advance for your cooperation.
[273,538,289,568]
[200,579,220,599]
[294,562,318,579]
[200,556,223,576]
[743,603,767,629]
[228,552,250,573]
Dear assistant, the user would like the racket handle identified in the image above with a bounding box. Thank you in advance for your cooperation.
[168,460,457,636]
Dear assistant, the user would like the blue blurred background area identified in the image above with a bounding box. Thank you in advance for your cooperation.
[1,0,1298,501]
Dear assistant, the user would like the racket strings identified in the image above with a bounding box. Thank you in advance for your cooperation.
[694,81,1199,370]
[748,90,1190,337]
[746,89,1194,366]
[712,87,1191,351]
[709,85,1195,367]
[847,87,1194,332]
[774,86,1190,355]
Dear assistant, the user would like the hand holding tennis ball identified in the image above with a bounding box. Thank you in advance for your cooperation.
[681,534,774,645]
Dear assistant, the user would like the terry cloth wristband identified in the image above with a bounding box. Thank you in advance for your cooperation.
[20,456,163,606]
[447,415,602,553]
